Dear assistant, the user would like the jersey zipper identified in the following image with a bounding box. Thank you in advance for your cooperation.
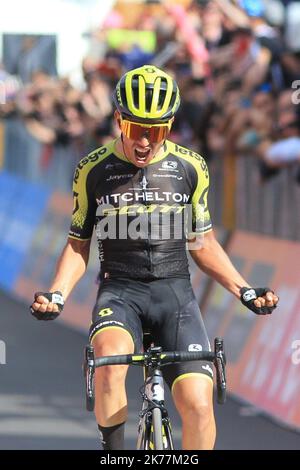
[141,167,153,272]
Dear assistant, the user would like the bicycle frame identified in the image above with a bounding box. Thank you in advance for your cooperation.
[83,337,226,450]
[136,347,174,450]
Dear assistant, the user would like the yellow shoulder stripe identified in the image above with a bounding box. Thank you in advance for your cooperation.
[71,143,113,229]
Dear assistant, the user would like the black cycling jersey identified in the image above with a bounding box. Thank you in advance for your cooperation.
[69,139,212,281]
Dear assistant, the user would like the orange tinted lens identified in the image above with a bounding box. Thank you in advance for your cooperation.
[121,121,169,142]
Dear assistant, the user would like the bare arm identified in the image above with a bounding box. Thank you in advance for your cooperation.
[49,237,91,299]
[213,0,250,28]
[189,230,278,309]
[31,237,91,314]
[25,118,56,144]
[189,229,250,298]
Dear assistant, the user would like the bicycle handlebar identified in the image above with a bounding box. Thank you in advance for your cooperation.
[94,350,216,368]
[84,337,226,410]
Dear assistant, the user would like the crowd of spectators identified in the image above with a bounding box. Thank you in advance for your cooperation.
[1,0,300,185]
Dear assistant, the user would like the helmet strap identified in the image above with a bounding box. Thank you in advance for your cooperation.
[120,133,130,163]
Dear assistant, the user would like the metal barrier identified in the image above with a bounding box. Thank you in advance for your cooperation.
[208,153,300,241]
[2,118,82,192]
[235,156,300,241]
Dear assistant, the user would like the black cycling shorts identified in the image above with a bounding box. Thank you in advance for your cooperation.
[89,277,213,390]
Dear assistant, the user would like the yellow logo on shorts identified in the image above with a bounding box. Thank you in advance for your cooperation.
[98,308,113,317]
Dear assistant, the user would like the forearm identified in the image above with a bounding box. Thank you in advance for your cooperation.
[213,0,250,28]
[49,238,91,299]
[189,232,250,298]
[25,119,56,144]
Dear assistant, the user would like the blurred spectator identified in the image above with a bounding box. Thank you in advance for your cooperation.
[285,1,300,52]
[1,0,300,191]
[260,110,300,167]
[0,64,21,115]
[3,34,57,83]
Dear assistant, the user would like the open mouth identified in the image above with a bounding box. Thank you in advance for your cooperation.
[134,148,151,163]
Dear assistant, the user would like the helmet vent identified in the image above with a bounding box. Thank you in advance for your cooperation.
[132,76,140,109]
[119,83,127,108]
[145,89,153,112]
[169,90,177,111]
[158,78,168,110]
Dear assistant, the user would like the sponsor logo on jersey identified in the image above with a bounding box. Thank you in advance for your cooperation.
[153,173,183,180]
[97,203,187,216]
[140,176,149,190]
[105,163,115,170]
[105,162,125,171]
[162,161,177,170]
[97,191,189,205]
[173,144,209,179]
[94,200,207,241]
[159,167,178,173]
[106,174,134,182]
[73,147,107,183]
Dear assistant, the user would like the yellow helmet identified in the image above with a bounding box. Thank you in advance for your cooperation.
[113,65,180,123]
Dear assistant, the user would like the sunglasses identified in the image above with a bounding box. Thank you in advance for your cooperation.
[120,118,172,142]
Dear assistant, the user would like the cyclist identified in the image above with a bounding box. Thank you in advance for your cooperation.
[30,65,279,450]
